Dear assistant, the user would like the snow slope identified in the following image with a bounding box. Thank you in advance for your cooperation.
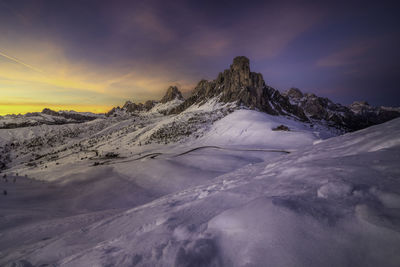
[194,109,339,149]
[1,112,399,266]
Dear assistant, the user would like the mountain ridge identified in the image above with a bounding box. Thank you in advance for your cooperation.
[2,56,399,131]
[106,56,399,131]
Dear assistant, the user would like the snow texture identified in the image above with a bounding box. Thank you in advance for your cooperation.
[0,104,399,267]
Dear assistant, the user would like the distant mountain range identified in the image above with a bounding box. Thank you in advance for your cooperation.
[0,109,102,129]
[1,56,399,131]
[107,56,400,132]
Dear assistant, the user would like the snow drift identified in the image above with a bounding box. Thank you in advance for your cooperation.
[1,114,399,266]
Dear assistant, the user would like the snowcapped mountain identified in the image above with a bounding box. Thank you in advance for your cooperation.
[1,57,400,266]
[283,88,400,131]
[0,108,102,129]
[105,56,399,134]
[169,56,308,121]
[106,86,184,117]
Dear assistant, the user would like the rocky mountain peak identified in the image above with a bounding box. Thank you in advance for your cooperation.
[220,56,262,90]
[105,56,400,132]
[160,86,184,103]
[213,57,267,109]
[42,108,59,116]
[282,87,400,131]
[170,56,307,120]
[351,101,370,107]
[122,101,137,112]
[229,56,251,86]
[284,88,304,99]
[107,86,185,116]
[231,56,250,70]
[122,101,133,109]
[120,100,156,114]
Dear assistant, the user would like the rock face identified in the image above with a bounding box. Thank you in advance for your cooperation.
[216,56,266,108]
[160,86,184,103]
[347,102,400,130]
[283,88,400,131]
[41,108,98,121]
[106,101,150,116]
[42,108,59,116]
[273,125,290,131]
[285,88,303,99]
[106,87,184,116]
[170,56,307,120]
[283,89,347,121]
[168,56,399,131]
[121,100,154,113]
[106,56,400,132]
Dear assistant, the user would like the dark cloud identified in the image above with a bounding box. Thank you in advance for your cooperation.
[0,0,399,107]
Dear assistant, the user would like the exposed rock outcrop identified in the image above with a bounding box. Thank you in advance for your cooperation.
[273,125,290,131]
[41,108,98,121]
[169,56,308,120]
[160,86,184,103]
[106,87,184,116]
[284,88,303,99]
[283,88,400,131]
[42,108,59,116]
[106,56,400,132]
[122,101,148,113]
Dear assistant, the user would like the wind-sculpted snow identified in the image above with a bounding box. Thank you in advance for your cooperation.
[1,113,399,266]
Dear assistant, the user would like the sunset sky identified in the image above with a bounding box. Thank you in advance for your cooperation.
[1,0,399,115]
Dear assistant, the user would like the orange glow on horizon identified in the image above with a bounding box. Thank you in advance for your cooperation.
[0,103,113,116]
[0,40,193,118]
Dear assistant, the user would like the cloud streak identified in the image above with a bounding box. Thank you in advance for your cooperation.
[0,0,399,114]
[0,49,44,74]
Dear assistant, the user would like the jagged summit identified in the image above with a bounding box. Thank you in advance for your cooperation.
[121,100,156,113]
[165,57,400,131]
[170,56,306,120]
[160,86,184,103]
[229,56,251,87]
[42,108,59,116]
[284,88,303,99]
[104,56,400,131]
[107,86,184,116]
[283,87,400,130]
[216,56,265,107]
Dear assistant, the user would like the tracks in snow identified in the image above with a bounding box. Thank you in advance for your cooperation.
[97,146,290,166]
[173,146,290,157]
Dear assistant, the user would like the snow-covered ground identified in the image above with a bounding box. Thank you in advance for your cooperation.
[0,105,399,266]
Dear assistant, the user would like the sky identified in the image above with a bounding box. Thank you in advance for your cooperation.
[0,0,399,115]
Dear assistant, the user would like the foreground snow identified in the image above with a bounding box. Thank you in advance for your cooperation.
[1,113,399,266]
